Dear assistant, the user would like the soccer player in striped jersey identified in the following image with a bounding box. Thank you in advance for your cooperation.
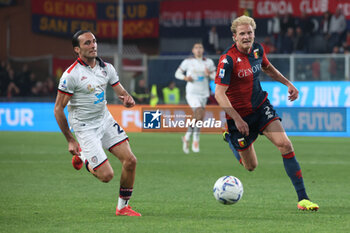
[54,30,141,216]
[175,42,216,153]
[215,16,319,211]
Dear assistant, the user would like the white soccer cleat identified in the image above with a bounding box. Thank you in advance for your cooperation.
[182,136,190,154]
[192,140,200,153]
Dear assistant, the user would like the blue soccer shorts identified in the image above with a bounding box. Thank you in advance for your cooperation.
[227,99,281,151]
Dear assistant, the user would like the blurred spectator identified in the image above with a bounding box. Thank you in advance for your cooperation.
[0,60,10,96]
[267,13,281,46]
[295,63,307,81]
[296,12,314,36]
[329,57,338,79]
[131,78,149,104]
[295,12,314,52]
[332,46,340,54]
[207,26,219,55]
[261,36,276,54]
[44,76,57,96]
[328,8,347,52]
[280,13,295,36]
[162,81,180,104]
[311,59,320,80]
[6,68,20,98]
[16,64,32,96]
[293,26,307,53]
[31,81,45,96]
[320,11,332,36]
[281,27,294,54]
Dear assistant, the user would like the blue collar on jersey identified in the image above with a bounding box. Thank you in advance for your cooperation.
[77,57,106,68]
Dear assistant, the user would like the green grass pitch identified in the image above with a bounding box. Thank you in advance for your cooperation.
[0,131,349,233]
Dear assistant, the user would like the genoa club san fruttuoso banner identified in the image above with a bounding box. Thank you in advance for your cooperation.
[31,0,159,39]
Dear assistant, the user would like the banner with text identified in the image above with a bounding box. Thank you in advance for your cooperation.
[31,0,159,39]
[160,0,239,37]
[1,102,349,137]
[261,81,350,107]
[254,0,350,19]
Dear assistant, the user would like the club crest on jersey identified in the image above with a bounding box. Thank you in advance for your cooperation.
[237,57,242,63]
[102,70,107,76]
[238,138,246,148]
[91,156,98,163]
[253,49,259,59]
[219,68,225,78]
[87,84,95,93]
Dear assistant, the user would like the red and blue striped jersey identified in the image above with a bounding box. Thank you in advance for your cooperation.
[215,43,270,118]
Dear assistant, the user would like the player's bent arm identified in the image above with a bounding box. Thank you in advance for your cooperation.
[262,63,292,87]
[262,64,299,101]
[215,85,243,122]
[54,92,76,143]
[215,85,249,136]
[175,68,193,82]
[113,84,135,108]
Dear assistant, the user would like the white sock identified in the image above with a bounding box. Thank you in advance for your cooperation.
[185,127,193,141]
[193,126,200,142]
[117,197,129,210]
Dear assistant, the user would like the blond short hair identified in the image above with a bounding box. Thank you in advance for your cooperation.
[231,15,256,34]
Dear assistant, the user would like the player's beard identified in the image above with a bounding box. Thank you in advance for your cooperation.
[84,51,98,60]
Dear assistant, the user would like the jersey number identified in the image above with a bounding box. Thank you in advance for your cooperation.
[264,106,273,119]
[113,122,124,134]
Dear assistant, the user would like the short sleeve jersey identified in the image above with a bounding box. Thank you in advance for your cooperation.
[58,57,119,131]
[215,43,270,118]
[179,57,216,97]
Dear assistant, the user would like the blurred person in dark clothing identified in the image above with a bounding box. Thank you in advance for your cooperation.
[280,13,295,36]
[6,68,20,98]
[132,78,149,104]
[293,27,308,53]
[0,61,10,96]
[16,64,32,96]
[282,28,294,54]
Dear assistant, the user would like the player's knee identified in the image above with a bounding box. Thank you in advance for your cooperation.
[277,139,293,152]
[124,155,137,171]
[100,170,114,183]
[244,161,257,171]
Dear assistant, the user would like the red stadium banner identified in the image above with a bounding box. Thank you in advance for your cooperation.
[329,0,350,19]
[253,0,328,18]
[31,0,159,39]
[254,0,350,19]
[160,0,239,37]
[160,0,239,27]
[52,57,75,80]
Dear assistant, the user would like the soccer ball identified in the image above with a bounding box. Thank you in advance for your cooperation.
[213,176,243,205]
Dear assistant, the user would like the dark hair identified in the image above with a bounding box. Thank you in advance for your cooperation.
[72,30,91,48]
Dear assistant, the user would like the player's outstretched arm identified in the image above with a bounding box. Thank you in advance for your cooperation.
[113,84,135,108]
[175,68,193,82]
[54,92,80,156]
[262,64,299,101]
[215,85,249,136]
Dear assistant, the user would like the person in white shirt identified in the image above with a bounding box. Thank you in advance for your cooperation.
[54,30,141,216]
[328,8,347,50]
[175,42,216,153]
